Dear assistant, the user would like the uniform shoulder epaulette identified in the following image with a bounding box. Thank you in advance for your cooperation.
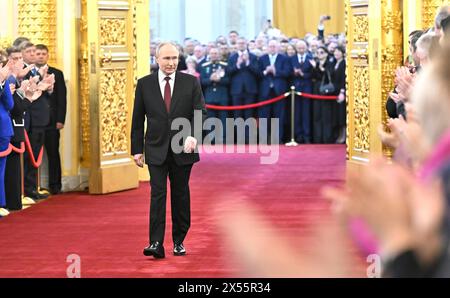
[219,61,228,66]
[201,61,212,67]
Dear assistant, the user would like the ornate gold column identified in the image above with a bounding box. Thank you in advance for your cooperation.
[17,0,57,65]
[346,0,403,164]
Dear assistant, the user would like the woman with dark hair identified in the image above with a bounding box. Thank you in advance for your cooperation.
[311,46,335,143]
[331,46,347,144]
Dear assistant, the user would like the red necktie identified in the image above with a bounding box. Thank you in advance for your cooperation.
[164,77,171,112]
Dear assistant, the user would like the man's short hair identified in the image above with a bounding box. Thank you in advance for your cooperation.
[156,42,180,57]
[441,15,450,33]
[19,41,34,51]
[229,30,239,35]
[435,5,450,29]
[35,44,49,52]
[6,46,21,57]
[410,30,424,52]
[12,37,30,47]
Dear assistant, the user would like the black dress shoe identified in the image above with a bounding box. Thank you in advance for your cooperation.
[173,243,186,256]
[25,191,49,200]
[143,241,165,258]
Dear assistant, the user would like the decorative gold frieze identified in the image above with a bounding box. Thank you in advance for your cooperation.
[353,66,370,152]
[100,18,126,46]
[99,69,129,155]
[17,0,57,65]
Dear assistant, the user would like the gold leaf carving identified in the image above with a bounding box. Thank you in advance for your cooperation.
[100,70,129,155]
[100,18,126,46]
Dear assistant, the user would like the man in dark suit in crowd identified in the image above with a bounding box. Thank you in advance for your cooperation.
[258,39,291,144]
[35,44,67,195]
[20,41,54,200]
[291,40,314,144]
[227,37,259,143]
[199,47,229,144]
[131,42,206,259]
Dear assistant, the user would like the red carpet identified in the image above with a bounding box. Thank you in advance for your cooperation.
[0,145,365,277]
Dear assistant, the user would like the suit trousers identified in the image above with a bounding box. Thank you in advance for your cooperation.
[5,141,22,210]
[312,100,336,144]
[44,129,62,192]
[148,148,193,245]
[258,89,285,144]
[295,95,312,142]
[24,128,45,195]
[0,137,10,207]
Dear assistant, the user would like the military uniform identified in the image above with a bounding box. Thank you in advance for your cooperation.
[199,60,229,144]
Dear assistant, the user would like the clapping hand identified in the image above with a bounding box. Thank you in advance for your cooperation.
[19,79,42,102]
[184,136,197,153]
[39,65,49,78]
[38,73,55,92]
[0,59,13,83]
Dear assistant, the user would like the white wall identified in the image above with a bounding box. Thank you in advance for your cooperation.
[150,0,273,44]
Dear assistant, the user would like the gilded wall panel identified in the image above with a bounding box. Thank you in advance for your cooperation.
[353,66,370,152]
[354,16,369,42]
[100,69,129,155]
[422,0,449,29]
[17,0,57,64]
[100,18,126,46]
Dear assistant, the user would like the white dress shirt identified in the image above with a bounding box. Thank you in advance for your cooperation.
[158,70,176,100]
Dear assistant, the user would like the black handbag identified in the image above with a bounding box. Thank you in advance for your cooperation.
[319,70,336,95]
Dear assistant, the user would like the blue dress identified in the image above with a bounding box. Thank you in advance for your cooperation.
[0,81,14,207]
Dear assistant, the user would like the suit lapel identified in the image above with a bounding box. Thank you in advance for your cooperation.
[170,72,183,114]
[151,73,167,115]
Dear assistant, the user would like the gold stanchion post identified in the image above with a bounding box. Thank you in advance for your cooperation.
[285,86,298,147]
[21,151,35,206]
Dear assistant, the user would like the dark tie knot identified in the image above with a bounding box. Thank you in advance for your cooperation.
[164,77,171,82]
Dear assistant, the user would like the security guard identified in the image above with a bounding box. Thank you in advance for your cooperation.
[200,47,229,144]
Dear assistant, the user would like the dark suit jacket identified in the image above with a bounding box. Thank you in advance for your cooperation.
[227,52,259,96]
[330,59,346,95]
[290,53,314,93]
[131,72,207,166]
[47,66,67,128]
[22,70,50,128]
[258,53,291,97]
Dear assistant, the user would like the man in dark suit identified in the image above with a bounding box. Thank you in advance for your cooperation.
[20,41,54,200]
[131,42,206,259]
[291,40,314,144]
[227,37,259,143]
[35,44,67,195]
[258,40,291,144]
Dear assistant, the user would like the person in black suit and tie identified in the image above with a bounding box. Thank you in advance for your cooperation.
[258,40,291,144]
[291,40,314,144]
[35,44,67,195]
[20,41,54,200]
[131,42,206,259]
[227,37,259,143]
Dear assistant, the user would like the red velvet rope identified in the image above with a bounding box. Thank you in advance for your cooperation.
[297,92,339,100]
[205,90,339,111]
[24,131,44,168]
[11,142,25,154]
[0,145,12,158]
[0,142,26,157]
[206,93,288,111]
